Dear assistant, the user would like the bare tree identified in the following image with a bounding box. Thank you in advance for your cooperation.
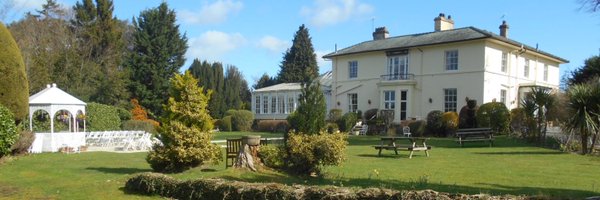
[580,0,600,13]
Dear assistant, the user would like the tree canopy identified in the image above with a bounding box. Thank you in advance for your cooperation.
[569,56,600,85]
[127,2,188,117]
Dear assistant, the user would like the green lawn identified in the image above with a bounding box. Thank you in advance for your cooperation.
[1,134,600,199]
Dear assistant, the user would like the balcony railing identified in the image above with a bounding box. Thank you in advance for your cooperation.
[380,73,415,81]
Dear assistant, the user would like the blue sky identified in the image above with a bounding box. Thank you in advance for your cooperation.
[4,0,600,85]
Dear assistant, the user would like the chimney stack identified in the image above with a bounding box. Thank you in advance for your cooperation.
[372,27,389,40]
[434,13,454,31]
[499,20,509,38]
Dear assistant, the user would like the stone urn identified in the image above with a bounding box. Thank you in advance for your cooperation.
[242,135,261,146]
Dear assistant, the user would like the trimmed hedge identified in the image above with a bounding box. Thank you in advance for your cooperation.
[87,102,121,131]
[256,120,289,133]
[224,109,254,131]
[407,120,426,137]
[426,110,443,136]
[338,112,358,132]
[0,22,29,122]
[125,172,528,200]
[219,116,232,132]
[122,120,157,134]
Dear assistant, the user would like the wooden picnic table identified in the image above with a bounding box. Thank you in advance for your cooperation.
[373,136,431,158]
[455,128,494,147]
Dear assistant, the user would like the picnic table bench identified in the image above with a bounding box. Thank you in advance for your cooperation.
[455,128,494,147]
[373,136,431,158]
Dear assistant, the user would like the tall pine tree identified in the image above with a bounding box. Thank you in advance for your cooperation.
[277,24,318,83]
[127,2,188,117]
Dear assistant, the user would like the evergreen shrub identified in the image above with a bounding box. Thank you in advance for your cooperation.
[258,145,287,169]
[0,105,18,157]
[256,120,288,133]
[327,109,342,122]
[477,102,510,134]
[338,112,357,132]
[426,110,444,136]
[286,131,347,175]
[87,102,121,131]
[0,22,29,122]
[407,120,427,137]
[219,116,232,132]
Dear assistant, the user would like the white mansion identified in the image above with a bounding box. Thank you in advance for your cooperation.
[322,13,568,123]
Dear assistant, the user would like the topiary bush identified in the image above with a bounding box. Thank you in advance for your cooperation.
[219,116,232,132]
[122,120,157,134]
[477,102,510,134]
[0,105,18,157]
[286,131,347,175]
[458,99,478,128]
[328,109,342,123]
[426,110,443,136]
[10,129,34,156]
[258,145,287,169]
[0,22,29,123]
[407,120,427,137]
[225,109,254,131]
[337,112,358,132]
[87,102,121,131]
[441,112,459,137]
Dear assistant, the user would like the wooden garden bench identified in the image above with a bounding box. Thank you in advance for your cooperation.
[455,128,494,147]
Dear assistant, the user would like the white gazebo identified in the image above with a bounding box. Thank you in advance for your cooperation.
[28,83,87,152]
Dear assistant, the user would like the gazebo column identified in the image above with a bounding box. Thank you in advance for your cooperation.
[29,111,33,131]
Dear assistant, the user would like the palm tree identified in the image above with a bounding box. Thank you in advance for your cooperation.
[521,86,555,144]
[565,80,600,154]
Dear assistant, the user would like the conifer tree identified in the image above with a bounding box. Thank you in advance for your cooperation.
[277,24,319,83]
[289,81,326,134]
[0,22,28,122]
[127,2,188,117]
[147,71,221,173]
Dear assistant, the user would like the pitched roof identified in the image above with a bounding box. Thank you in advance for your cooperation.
[323,27,568,63]
[29,84,86,105]
[254,83,302,92]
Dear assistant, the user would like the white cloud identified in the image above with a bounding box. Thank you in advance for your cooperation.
[315,50,331,71]
[300,0,373,27]
[257,35,289,54]
[187,31,246,61]
[180,0,243,25]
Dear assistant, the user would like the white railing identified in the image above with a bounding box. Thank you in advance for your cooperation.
[29,131,160,153]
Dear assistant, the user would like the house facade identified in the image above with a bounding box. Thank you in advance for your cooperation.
[251,72,333,120]
[323,14,568,123]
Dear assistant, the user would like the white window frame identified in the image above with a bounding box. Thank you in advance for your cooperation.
[524,59,530,78]
[384,90,395,110]
[445,50,458,71]
[271,96,277,113]
[255,96,261,114]
[399,90,408,120]
[501,52,508,73]
[348,93,358,113]
[349,61,358,79]
[543,64,549,81]
[262,95,269,114]
[278,95,285,114]
[500,89,507,104]
[387,55,409,80]
[444,88,457,112]
[287,96,295,113]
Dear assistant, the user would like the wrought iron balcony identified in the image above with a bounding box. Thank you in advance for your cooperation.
[380,73,415,81]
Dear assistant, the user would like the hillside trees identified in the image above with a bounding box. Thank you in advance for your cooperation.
[253,73,278,89]
[0,22,28,122]
[277,24,319,83]
[127,2,187,117]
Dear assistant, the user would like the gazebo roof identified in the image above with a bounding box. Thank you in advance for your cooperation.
[29,84,86,105]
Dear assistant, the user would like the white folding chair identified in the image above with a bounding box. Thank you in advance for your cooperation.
[403,126,412,137]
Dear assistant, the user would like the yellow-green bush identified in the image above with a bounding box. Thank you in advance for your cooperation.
[147,72,221,173]
[441,111,459,136]
[286,131,347,175]
[87,102,122,131]
[219,116,232,131]
[0,105,18,157]
[122,120,157,134]
[0,22,28,122]
[224,109,254,131]
[258,145,287,169]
